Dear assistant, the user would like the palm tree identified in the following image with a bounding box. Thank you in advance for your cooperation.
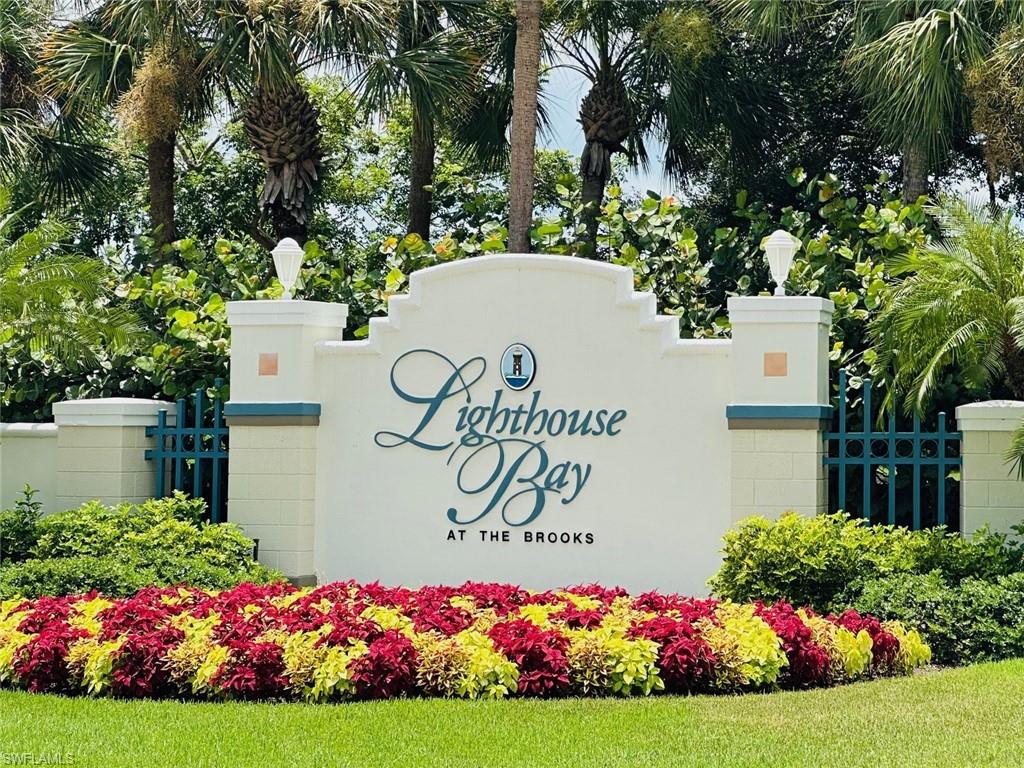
[0,187,142,368]
[556,1,780,254]
[719,0,1024,203]
[1,0,110,207]
[40,0,213,251]
[869,200,1024,416]
[203,0,396,243]
[965,22,1024,191]
[358,1,480,240]
[508,0,544,252]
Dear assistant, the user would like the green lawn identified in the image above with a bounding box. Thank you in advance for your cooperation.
[2,661,1022,767]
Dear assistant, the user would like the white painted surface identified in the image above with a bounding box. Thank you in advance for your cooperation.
[228,300,347,403]
[728,296,834,407]
[0,423,58,512]
[308,255,735,593]
[53,398,174,427]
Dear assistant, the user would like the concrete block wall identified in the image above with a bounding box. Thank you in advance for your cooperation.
[957,401,1024,535]
[726,296,833,522]
[730,429,827,521]
[227,425,317,579]
[0,423,58,511]
[52,399,172,509]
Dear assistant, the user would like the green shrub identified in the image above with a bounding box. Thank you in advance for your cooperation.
[34,501,256,571]
[33,493,208,559]
[0,553,278,599]
[0,556,152,598]
[0,487,43,564]
[852,572,1024,664]
[0,493,282,598]
[708,512,1016,609]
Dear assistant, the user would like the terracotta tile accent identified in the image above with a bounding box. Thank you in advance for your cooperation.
[258,352,279,376]
[763,351,788,377]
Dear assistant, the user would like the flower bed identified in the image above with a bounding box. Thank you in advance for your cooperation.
[0,582,930,701]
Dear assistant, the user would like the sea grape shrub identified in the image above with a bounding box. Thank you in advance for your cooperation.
[0,582,930,702]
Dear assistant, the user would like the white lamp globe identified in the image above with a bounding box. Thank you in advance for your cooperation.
[764,229,800,296]
[272,238,304,300]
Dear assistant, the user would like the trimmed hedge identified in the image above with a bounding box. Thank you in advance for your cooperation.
[851,572,1024,665]
[0,582,929,701]
[709,512,1018,610]
[0,494,281,598]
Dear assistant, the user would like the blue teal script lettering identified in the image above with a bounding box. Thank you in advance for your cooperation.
[373,349,627,527]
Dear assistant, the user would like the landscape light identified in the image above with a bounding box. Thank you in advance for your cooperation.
[272,238,304,300]
[764,229,801,296]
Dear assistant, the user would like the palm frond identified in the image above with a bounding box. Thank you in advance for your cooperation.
[849,8,989,162]
[1005,422,1024,480]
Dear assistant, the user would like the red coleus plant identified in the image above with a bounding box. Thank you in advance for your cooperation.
[756,602,830,687]
[14,625,89,693]
[631,616,715,692]
[488,619,570,696]
[212,641,288,699]
[111,627,184,698]
[350,630,419,699]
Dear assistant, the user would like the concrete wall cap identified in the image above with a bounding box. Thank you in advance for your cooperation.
[0,423,59,438]
[727,295,834,324]
[52,398,175,427]
[955,400,1024,431]
[227,300,348,328]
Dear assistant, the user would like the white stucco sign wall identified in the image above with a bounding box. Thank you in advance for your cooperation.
[226,255,833,595]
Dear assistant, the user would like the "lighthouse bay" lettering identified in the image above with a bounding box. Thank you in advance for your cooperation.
[373,349,627,528]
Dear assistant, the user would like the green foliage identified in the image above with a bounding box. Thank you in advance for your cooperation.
[0,487,42,564]
[709,512,1017,609]
[33,494,254,568]
[870,200,1024,413]
[0,188,143,400]
[853,572,1024,665]
[0,553,275,600]
[0,493,281,598]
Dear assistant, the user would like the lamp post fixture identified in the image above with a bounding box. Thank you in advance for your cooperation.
[764,229,801,296]
[272,238,304,300]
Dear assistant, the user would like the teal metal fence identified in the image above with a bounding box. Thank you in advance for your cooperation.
[145,382,229,522]
[823,369,961,530]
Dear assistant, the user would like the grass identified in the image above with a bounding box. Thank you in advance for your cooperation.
[1,661,1022,767]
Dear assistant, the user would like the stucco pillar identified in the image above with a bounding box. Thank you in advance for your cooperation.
[955,400,1024,535]
[225,300,347,583]
[726,296,834,521]
[52,398,173,509]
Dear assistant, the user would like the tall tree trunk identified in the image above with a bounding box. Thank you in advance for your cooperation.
[148,133,176,252]
[578,76,630,258]
[408,104,435,239]
[508,0,543,253]
[580,157,609,256]
[901,138,928,203]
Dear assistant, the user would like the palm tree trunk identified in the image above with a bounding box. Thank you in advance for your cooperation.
[148,133,176,252]
[580,145,610,257]
[901,138,928,203]
[508,0,543,253]
[408,104,435,239]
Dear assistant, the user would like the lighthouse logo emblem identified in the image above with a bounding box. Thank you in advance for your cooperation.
[500,343,536,391]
